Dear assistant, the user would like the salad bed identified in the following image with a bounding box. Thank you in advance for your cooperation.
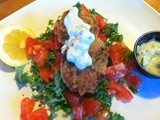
[15,3,142,120]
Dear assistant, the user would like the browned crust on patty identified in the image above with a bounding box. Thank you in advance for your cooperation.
[54,9,99,44]
[54,8,109,95]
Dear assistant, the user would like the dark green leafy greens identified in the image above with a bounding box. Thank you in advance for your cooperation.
[104,23,123,46]
[46,51,56,68]
[86,80,112,108]
[109,112,125,120]
[15,63,71,119]
[90,9,123,47]
[118,78,138,94]
[73,2,82,11]
[37,19,54,41]
[14,3,139,119]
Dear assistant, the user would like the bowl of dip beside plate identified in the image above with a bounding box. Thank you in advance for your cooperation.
[134,31,160,78]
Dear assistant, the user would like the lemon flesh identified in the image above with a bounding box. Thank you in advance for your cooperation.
[0,25,35,67]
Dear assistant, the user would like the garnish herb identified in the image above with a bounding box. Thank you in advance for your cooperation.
[91,8,97,15]
[85,80,112,107]
[73,2,82,11]
[128,84,138,94]
[109,112,125,120]
[118,78,138,94]
[37,19,54,41]
[92,80,112,108]
[125,51,135,61]
[46,51,56,68]
[104,23,123,46]
[15,63,72,118]
[118,78,126,85]
[15,64,30,88]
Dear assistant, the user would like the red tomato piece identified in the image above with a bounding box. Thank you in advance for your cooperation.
[98,31,107,43]
[107,82,133,102]
[25,37,40,57]
[43,40,55,50]
[26,107,48,120]
[20,97,36,120]
[96,107,110,120]
[109,42,131,65]
[106,63,128,81]
[25,37,49,68]
[64,90,83,107]
[44,35,62,51]
[39,68,50,83]
[83,98,101,117]
[124,71,142,88]
[33,47,49,68]
[73,106,84,120]
[96,14,108,30]
[82,3,90,14]
[124,59,138,70]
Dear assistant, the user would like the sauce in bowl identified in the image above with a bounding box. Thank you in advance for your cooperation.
[136,37,160,76]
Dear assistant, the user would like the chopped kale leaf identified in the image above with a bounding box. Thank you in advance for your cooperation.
[91,8,97,15]
[37,19,54,41]
[128,84,138,94]
[46,51,56,68]
[125,51,135,61]
[103,23,123,46]
[109,112,125,120]
[85,80,112,108]
[73,2,82,11]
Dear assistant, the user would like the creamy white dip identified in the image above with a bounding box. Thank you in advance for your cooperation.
[137,40,160,76]
[62,7,95,70]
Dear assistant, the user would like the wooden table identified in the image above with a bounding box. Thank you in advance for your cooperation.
[0,0,159,20]
[0,0,34,20]
[145,0,160,13]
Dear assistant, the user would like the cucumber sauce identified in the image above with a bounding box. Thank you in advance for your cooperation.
[137,39,160,76]
[62,7,95,70]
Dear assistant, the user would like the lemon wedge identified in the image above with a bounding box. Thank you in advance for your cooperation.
[0,25,35,67]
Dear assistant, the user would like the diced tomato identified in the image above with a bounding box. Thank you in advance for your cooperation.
[96,14,108,30]
[64,90,83,107]
[33,47,49,68]
[44,35,62,51]
[124,71,142,88]
[43,40,55,50]
[39,68,50,83]
[26,107,48,120]
[25,37,40,57]
[20,97,36,120]
[106,63,127,81]
[107,82,133,102]
[83,98,101,117]
[20,97,49,120]
[82,4,90,14]
[96,107,110,120]
[73,106,84,120]
[124,59,138,70]
[25,37,49,68]
[98,31,107,42]
[109,42,131,65]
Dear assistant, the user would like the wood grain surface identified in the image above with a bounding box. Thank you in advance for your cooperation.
[0,0,34,20]
[0,0,159,20]
[145,0,160,13]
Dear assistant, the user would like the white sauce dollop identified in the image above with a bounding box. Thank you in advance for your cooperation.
[137,40,160,76]
[62,7,95,70]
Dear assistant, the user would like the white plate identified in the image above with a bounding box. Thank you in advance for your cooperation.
[0,0,160,120]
